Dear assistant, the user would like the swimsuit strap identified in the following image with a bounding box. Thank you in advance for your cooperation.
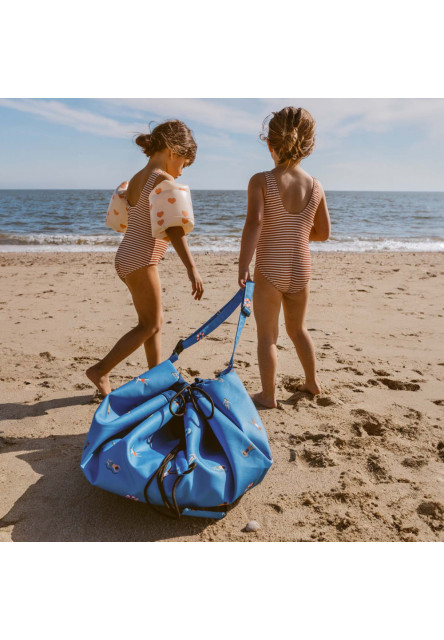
[264,171,277,197]
[127,169,163,211]
[141,169,164,196]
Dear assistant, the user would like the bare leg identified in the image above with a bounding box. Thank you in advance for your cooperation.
[86,265,163,395]
[143,329,162,369]
[282,284,321,395]
[251,268,282,408]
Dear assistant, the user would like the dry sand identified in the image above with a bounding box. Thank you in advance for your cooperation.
[0,250,443,542]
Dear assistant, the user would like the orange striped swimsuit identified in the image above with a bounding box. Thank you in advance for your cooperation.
[115,169,169,280]
[256,171,321,294]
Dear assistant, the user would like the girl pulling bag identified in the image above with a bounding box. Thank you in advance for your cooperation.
[80,282,273,519]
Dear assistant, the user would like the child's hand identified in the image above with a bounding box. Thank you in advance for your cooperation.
[188,267,204,300]
[238,267,251,289]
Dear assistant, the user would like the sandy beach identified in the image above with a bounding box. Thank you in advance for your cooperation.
[0,250,443,542]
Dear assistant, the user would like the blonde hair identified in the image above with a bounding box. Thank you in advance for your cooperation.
[135,119,197,165]
[260,106,316,164]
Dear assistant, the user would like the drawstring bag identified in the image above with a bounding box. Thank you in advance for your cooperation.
[105,181,129,233]
[80,282,273,519]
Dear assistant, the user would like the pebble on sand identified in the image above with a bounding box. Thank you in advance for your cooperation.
[245,520,260,532]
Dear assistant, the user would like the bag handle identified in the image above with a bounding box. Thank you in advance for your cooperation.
[169,281,254,367]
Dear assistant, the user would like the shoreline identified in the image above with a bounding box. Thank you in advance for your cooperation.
[1,251,443,541]
[0,247,443,255]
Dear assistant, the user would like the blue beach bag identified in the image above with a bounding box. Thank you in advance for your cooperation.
[80,282,273,519]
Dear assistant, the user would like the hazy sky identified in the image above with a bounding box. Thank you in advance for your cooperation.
[0,98,443,190]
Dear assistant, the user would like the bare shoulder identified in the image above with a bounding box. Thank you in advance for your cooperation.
[128,167,145,189]
[248,172,267,193]
[315,177,325,196]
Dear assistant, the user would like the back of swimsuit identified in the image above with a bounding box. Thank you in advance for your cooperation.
[255,171,321,294]
[115,169,169,280]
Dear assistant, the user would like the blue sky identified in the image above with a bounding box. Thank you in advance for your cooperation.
[0,98,443,190]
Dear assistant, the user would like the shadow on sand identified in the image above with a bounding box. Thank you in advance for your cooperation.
[0,431,210,542]
[0,394,95,421]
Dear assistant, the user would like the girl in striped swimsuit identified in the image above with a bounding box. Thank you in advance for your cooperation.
[87,120,203,396]
[238,107,331,408]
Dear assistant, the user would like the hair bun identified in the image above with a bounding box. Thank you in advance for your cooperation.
[135,133,153,154]
[260,106,315,165]
[281,129,299,156]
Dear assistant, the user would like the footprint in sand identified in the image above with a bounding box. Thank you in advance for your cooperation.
[280,375,302,393]
[39,351,56,362]
[372,368,390,376]
[267,503,284,514]
[75,382,91,390]
[403,408,423,421]
[38,381,53,388]
[302,448,336,468]
[367,454,389,482]
[402,456,427,468]
[341,366,364,376]
[185,367,200,377]
[288,432,331,445]
[351,409,385,437]
[417,502,444,533]
[329,516,353,532]
[378,378,420,391]
[316,396,336,407]
[89,391,103,404]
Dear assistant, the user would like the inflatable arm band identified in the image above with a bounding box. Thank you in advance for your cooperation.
[149,180,194,240]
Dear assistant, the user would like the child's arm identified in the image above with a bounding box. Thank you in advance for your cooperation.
[167,227,204,300]
[238,173,265,288]
[310,184,331,241]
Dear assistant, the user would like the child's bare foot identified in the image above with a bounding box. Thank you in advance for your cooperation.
[250,391,277,409]
[297,381,321,395]
[86,365,111,397]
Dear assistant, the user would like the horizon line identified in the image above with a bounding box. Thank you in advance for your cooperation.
[1,188,444,194]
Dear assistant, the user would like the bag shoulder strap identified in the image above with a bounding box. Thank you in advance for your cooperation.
[169,281,254,367]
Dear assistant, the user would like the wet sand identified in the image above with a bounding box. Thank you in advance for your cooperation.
[0,250,443,541]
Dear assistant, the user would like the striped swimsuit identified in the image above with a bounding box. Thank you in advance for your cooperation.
[115,169,170,280]
[256,171,321,294]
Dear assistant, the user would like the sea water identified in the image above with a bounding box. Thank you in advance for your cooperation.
[0,189,443,252]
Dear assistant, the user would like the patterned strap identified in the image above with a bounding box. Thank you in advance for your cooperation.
[136,169,164,202]
[144,169,162,194]
[169,281,254,364]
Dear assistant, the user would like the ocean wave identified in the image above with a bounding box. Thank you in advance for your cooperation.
[310,238,444,252]
[0,232,121,247]
[0,232,442,253]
